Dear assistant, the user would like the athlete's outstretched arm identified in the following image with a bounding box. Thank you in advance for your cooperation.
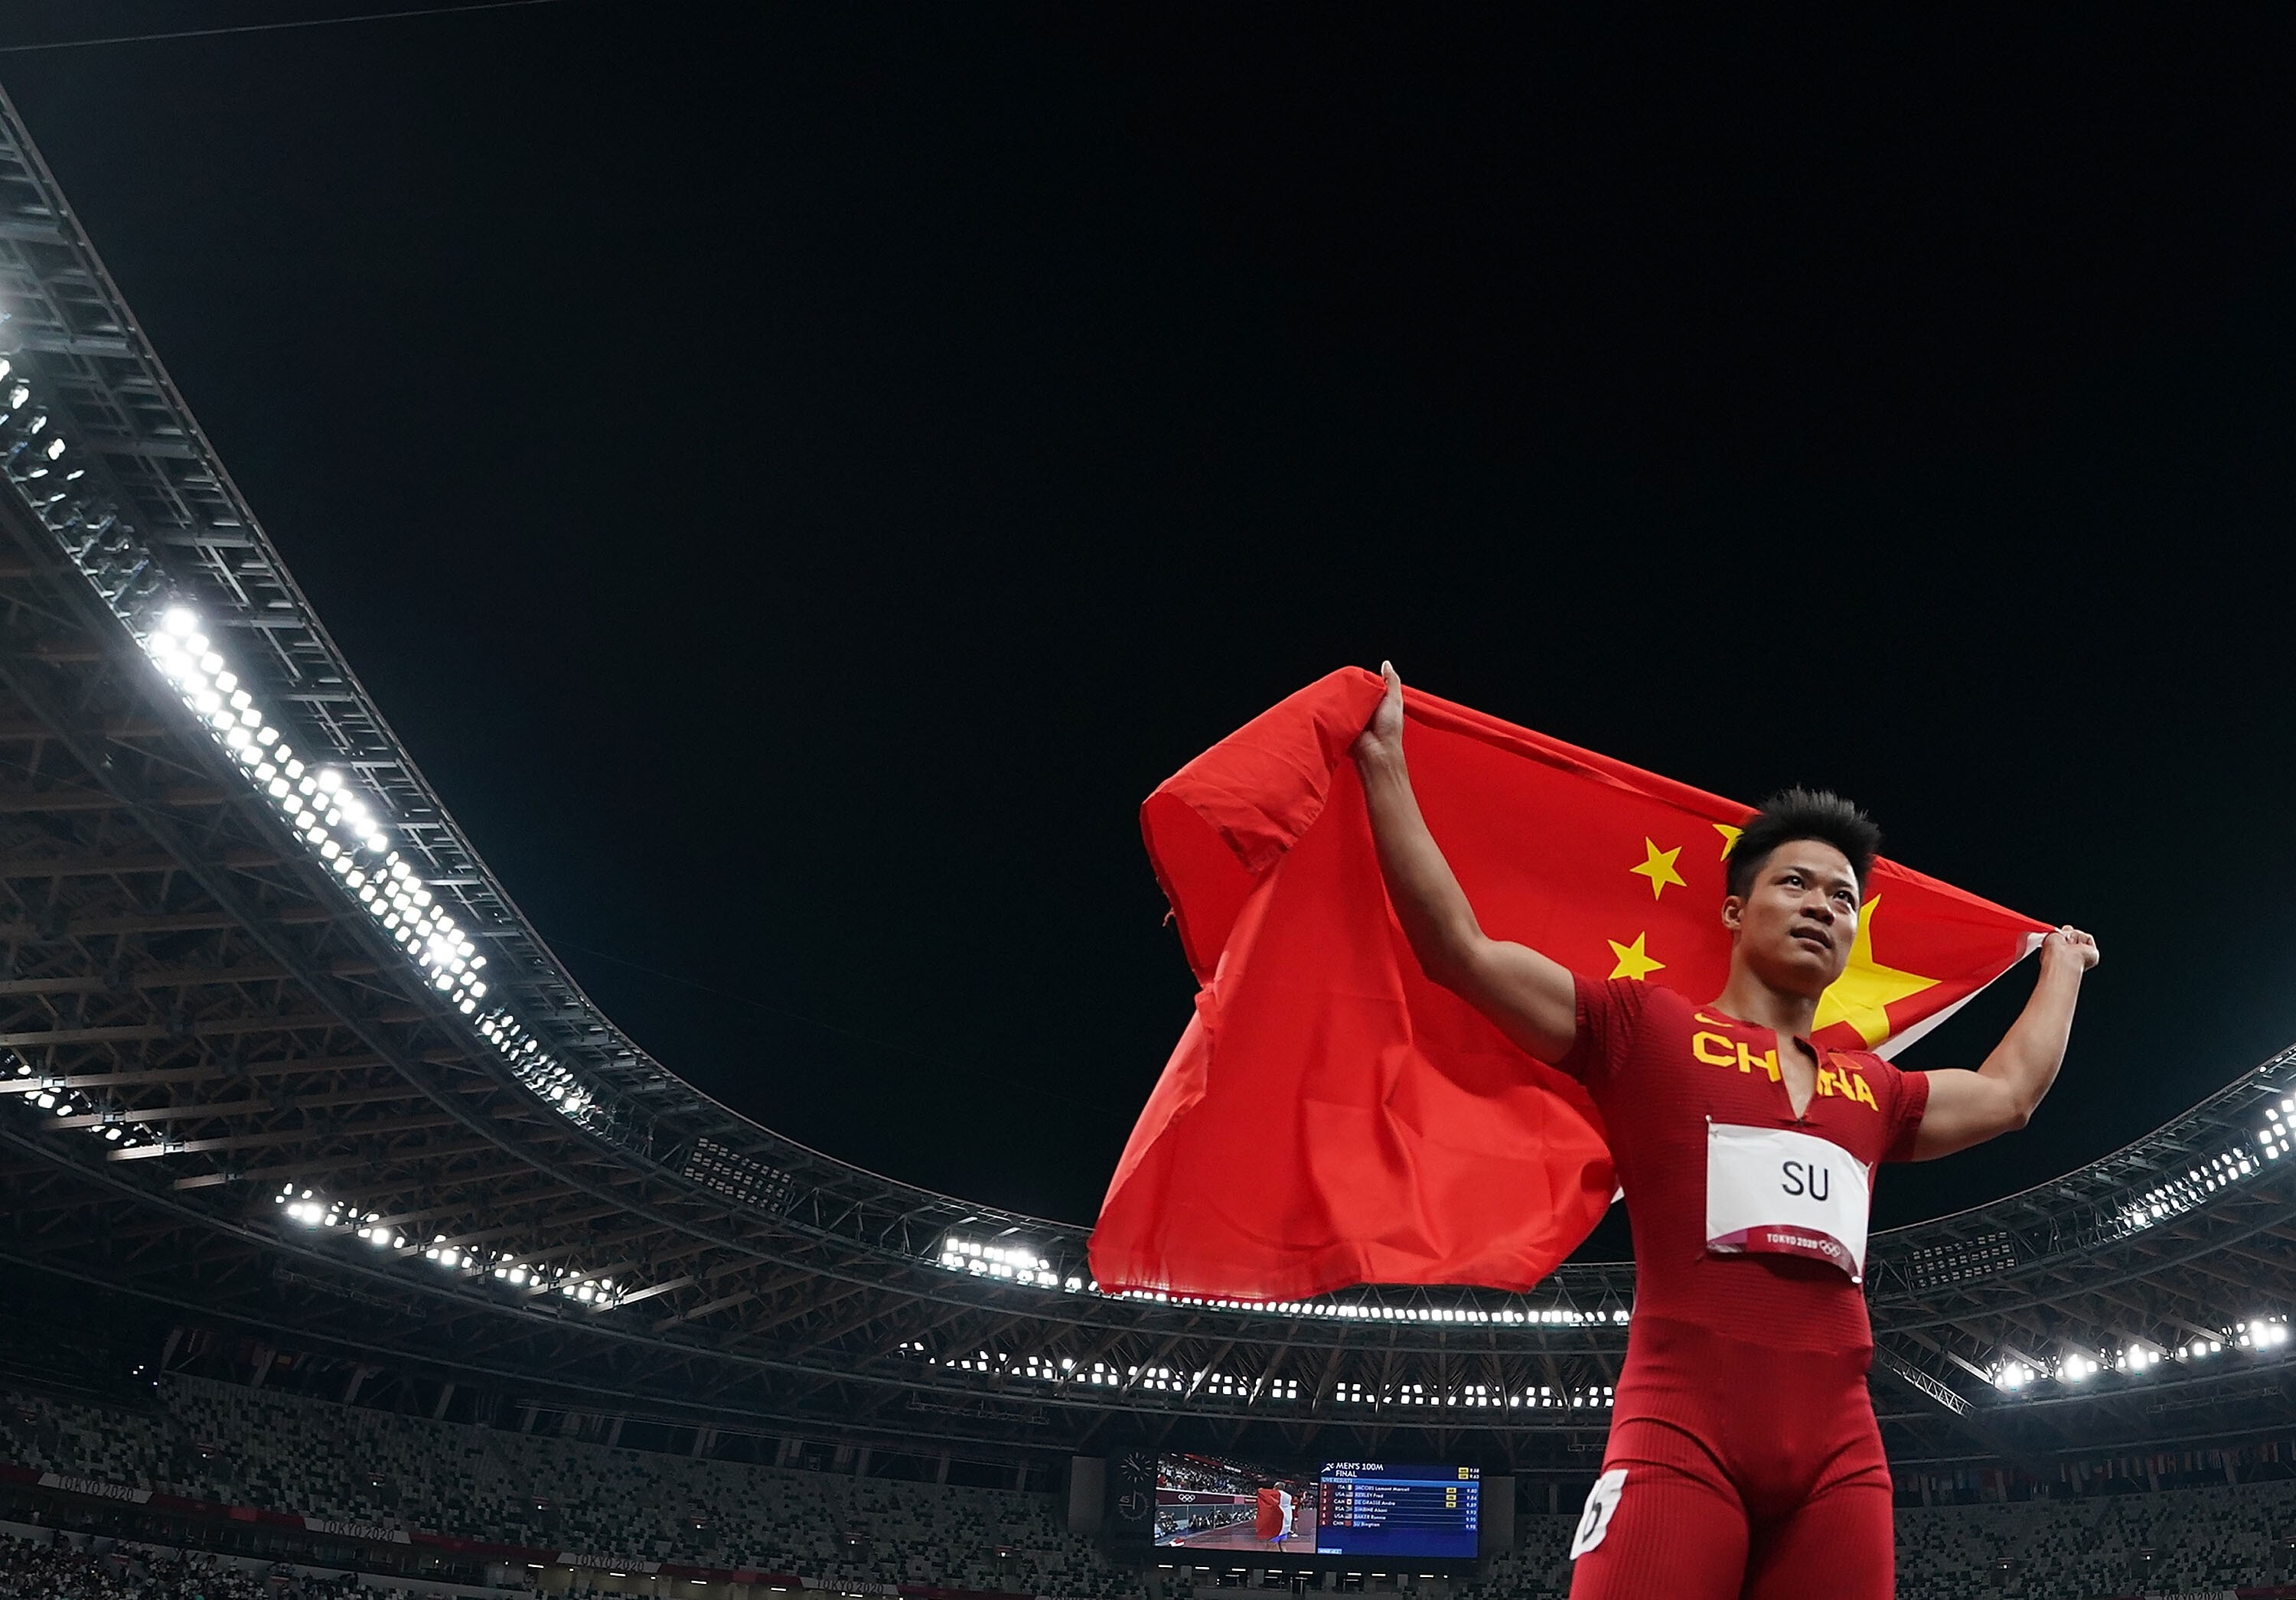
[1351,662,1579,1063]
[1910,926,2099,1160]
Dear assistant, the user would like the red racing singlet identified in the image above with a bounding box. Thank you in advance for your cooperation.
[1556,974,1930,1351]
[1555,976,1932,1598]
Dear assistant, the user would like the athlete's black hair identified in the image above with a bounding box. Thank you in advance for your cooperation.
[1724,787,1881,902]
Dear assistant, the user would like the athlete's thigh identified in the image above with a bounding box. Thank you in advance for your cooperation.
[1737,1468,1893,1600]
[1566,1459,1747,1600]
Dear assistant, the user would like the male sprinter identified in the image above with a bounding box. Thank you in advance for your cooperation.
[1351,663,2096,1600]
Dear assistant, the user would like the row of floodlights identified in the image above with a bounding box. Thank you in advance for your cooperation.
[142,608,491,1016]
[2119,1145,2263,1236]
[275,1183,629,1306]
[2113,1087,2296,1237]
[135,608,603,1136]
[1991,1317,2291,1393]
[3,1056,161,1152]
[906,1342,1519,1406]
[934,1234,1629,1325]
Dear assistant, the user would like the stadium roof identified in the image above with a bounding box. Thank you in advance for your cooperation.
[0,83,2292,1477]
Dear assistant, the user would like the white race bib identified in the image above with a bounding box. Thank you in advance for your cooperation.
[1570,1468,1626,1559]
[1705,1122,1872,1282]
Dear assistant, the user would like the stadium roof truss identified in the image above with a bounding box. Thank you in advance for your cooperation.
[0,86,2292,1472]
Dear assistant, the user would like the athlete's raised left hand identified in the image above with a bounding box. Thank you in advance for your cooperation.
[2041,925,2099,974]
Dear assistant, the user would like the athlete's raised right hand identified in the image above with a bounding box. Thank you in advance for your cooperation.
[1348,657,1580,1063]
[1352,660,1406,764]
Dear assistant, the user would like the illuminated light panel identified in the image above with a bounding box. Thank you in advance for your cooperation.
[2260,1098,2294,1161]
[1,1051,161,1154]
[936,1234,1060,1289]
[2115,1143,2265,1237]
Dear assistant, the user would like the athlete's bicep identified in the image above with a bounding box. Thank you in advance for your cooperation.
[1908,1067,2026,1161]
[1450,937,1578,1064]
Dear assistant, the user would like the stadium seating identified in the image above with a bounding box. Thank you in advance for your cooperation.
[13,1375,2296,1600]
[0,1532,386,1600]
[0,1380,1129,1599]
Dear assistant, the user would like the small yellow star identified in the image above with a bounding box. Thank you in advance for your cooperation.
[1606,931,1665,982]
[1814,895,1939,1047]
[1714,823,1743,860]
[1629,838,1687,901]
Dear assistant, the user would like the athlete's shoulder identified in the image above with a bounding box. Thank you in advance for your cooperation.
[1570,973,1692,1022]
[1831,1044,1902,1080]
[1557,974,1683,1081]
[1624,979,1699,1025]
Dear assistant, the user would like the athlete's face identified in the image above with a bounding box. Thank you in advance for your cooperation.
[1721,841,1860,998]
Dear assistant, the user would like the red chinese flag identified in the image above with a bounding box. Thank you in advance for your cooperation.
[1090,668,2050,1302]
[1254,1488,1283,1542]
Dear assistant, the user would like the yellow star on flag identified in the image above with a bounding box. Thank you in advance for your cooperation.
[1714,823,1742,860]
[1606,931,1665,982]
[1814,895,1939,1047]
[1629,838,1687,901]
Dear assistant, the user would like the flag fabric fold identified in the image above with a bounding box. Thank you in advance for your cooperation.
[1090,667,2050,1302]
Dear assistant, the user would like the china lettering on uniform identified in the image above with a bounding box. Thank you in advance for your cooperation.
[1690,1018,1880,1110]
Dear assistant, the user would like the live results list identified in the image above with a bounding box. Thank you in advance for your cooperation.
[1316,1464,1479,1558]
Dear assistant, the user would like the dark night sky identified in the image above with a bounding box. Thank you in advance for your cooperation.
[5,6,2296,1246]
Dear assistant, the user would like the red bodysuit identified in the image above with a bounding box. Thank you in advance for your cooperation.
[1556,975,1929,1600]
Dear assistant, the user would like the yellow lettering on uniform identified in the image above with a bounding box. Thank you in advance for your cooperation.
[1692,1031,1737,1068]
[1815,1067,1838,1097]
[1693,1012,1733,1028]
[1735,1041,1780,1082]
[1853,1074,1879,1110]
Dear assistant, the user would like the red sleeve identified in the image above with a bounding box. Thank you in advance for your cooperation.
[1881,1063,1931,1164]
[1552,973,1648,1090]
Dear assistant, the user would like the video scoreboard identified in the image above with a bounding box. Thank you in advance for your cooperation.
[1316,1462,1479,1559]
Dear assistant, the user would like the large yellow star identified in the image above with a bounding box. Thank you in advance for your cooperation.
[1606,931,1665,982]
[1714,823,1743,860]
[1814,895,1939,1047]
[1629,838,1687,901]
